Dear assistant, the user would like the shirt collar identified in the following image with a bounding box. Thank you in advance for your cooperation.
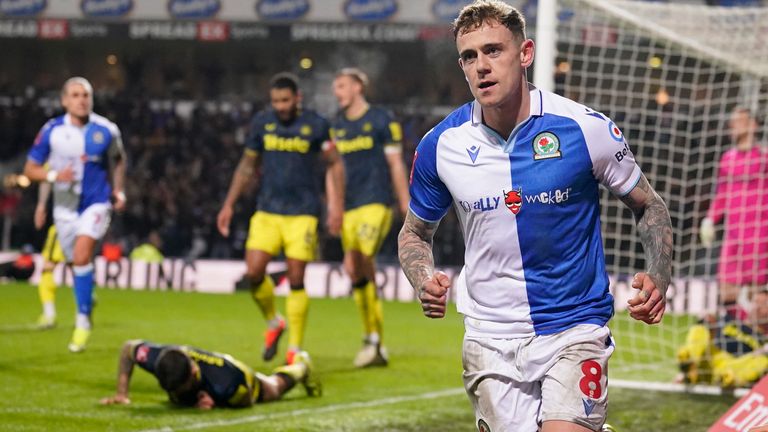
[64,113,93,127]
[470,85,544,127]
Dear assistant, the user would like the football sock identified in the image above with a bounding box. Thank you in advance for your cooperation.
[255,372,294,402]
[72,264,94,316]
[352,278,373,335]
[251,276,277,322]
[75,312,92,330]
[38,270,57,316]
[43,302,56,319]
[287,285,308,349]
[40,268,57,320]
[368,332,380,345]
[364,280,384,340]
[273,364,306,385]
[267,316,283,329]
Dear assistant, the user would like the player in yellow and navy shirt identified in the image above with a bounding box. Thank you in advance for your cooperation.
[100,340,320,408]
[332,68,410,367]
[677,290,768,387]
[217,72,344,365]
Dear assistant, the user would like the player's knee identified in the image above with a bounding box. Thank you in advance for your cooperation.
[343,260,358,279]
[72,245,95,266]
[71,253,90,267]
[344,252,372,281]
[245,276,264,293]
[286,270,305,287]
[347,268,365,282]
[245,266,266,282]
[246,272,266,285]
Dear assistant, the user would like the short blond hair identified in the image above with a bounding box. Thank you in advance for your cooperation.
[453,0,526,41]
[61,76,93,97]
[336,67,369,93]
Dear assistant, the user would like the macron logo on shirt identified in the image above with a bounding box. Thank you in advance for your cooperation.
[466,145,480,164]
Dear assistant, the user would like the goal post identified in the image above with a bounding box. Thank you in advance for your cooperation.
[544,0,768,386]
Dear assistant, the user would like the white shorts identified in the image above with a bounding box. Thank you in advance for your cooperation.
[53,203,112,262]
[462,324,614,432]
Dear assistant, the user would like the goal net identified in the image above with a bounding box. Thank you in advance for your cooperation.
[553,0,768,386]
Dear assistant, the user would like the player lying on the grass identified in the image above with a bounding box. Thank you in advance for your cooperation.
[677,290,768,388]
[101,340,321,409]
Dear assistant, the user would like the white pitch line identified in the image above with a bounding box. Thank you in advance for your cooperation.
[134,387,467,432]
[611,378,750,398]
[134,379,749,432]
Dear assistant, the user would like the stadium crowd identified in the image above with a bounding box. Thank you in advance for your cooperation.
[0,90,465,264]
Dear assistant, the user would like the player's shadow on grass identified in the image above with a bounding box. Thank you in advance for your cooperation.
[123,400,297,416]
[0,323,47,333]
[116,402,204,415]
[0,320,122,333]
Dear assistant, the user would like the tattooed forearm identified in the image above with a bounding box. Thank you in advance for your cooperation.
[236,154,256,179]
[398,211,440,291]
[115,342,137,397]
[620,175,673,294]
[223,153,257,208]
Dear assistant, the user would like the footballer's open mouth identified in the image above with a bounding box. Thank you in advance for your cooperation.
[478,81,497,90]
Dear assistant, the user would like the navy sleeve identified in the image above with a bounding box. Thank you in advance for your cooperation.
[314,114,331,152]
[378,108,402,146]
[244,114,264,153]
[130,341,166,374]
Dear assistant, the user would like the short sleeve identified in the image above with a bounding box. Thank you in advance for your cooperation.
[315,115,332,152]
[107,122,125,161]
[244,115,264,153]
[108,121,122,142]
[408,130,452,222]
[586,119,642,197]
[27,121,55,164]
[378,109,403,146]
[130,340,164,374]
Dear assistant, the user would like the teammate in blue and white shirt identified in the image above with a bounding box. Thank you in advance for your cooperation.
[24,77,126,353]
[397,2,673,432]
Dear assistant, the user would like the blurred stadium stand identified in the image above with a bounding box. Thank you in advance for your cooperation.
[0,0,763,263]
[0,78,465,264]
[0,92,465,263]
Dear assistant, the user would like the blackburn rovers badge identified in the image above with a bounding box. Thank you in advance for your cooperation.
[532,131,561,160]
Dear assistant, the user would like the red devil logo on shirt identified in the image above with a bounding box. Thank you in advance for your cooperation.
[504,188,523,214]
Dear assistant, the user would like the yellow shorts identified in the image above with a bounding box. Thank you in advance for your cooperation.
[246,211,318,262]
[42,225,65,264]
[341,203,392,257]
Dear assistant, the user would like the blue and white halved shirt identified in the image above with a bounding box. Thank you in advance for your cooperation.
[409,88,641,338]
[28,112,123,215]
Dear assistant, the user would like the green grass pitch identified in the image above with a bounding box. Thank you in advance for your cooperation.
[0,282,738,431]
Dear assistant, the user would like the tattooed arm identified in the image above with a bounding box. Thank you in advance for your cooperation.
[100,341,138,405]
[619,174,673,324]
[217,151,259,238]
[398,210,451,318]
